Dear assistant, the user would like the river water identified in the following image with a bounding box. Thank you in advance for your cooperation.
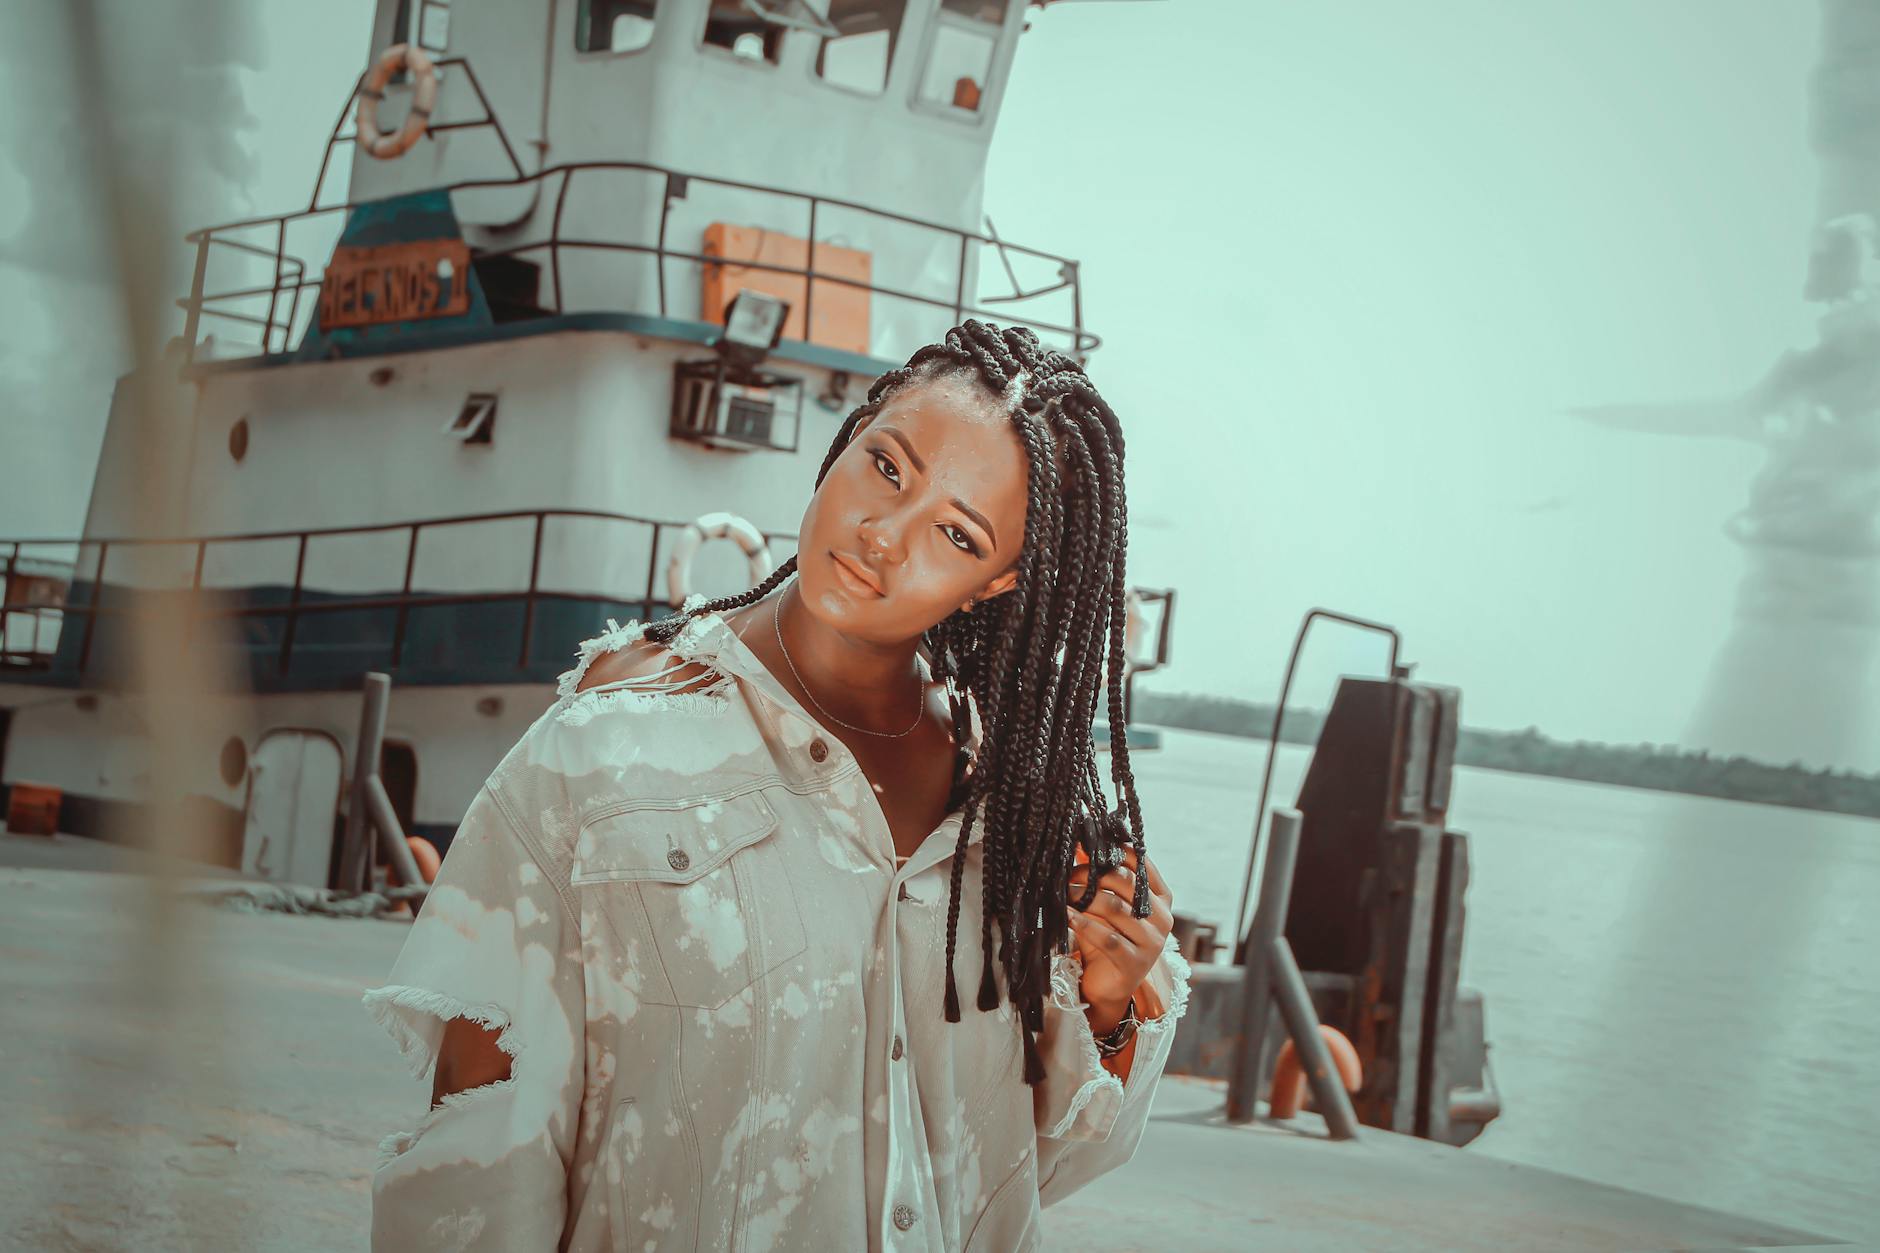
[1122,728,1879,1244]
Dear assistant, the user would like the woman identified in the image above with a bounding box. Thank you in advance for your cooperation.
[365,320,1189,1251]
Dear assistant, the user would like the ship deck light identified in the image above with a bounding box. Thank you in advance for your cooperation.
[716,290,791,370]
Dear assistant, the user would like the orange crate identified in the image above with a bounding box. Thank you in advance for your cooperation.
[5,783,61,836]
[700,223,872,357]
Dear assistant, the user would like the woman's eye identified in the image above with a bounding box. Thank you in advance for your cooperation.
[944,525,979,556]
[871,451,899,485]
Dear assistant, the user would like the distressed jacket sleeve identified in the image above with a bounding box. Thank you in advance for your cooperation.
[1033,934,1192,1207]
[362,781,585,1250]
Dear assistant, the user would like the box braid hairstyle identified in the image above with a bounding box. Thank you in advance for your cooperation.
[641,318,1148,1086]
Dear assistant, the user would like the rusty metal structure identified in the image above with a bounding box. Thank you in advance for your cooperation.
[1279,670,1499,1144]
[1169,608,1499,1146]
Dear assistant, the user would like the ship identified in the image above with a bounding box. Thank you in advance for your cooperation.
[0,2,1849,1248]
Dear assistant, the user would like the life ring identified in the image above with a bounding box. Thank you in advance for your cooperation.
[1268,1025,1363,1119]
[665,512,773,607]
[355,43,439,160]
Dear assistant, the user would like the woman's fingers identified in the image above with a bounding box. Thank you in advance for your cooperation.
[1071,851,1173,908]
[1068,866,1171,924]
[1082,882,1172,942]
[1066,906,1143,961]
[1069,863,1136,900]
[1069,864,1172,941]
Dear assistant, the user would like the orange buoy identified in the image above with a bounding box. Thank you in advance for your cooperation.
[1268,1025,1363,1119]
[406,835,441,884]
[382,836,440,918]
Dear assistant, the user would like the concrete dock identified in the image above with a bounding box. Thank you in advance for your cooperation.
[0,834,1856,1252]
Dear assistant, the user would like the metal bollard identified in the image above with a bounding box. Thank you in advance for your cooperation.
[1224,807,1361,1140]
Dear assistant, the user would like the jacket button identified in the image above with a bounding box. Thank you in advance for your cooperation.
[891,1035,904,1061]
[667,848,691,872]
[892,1203,916,1231]
[808,737,829,762]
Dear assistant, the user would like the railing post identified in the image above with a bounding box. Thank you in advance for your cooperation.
[392,524,420,667]
[339,671,391,894]
[1068,258,1085,356]
[78,540,107,676]
[278,533,309,676]
[262,218,287,353]
[804,197,818,343]
[656,171,674,319]
[181,234,210,369]
[552,169,572,316]
[644,521,664,619]
[518,512,545,667]
[1,543,13,662]
[954,233,969,324]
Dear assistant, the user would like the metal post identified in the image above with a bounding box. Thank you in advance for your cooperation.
[518,512,544,667]
[1271,937,1362,1140]
[391,523,419,667]
[181,234,209,367]
[277,533,308,676]
[1226,806,1300,1121]
[804,197,818,343]
[339,671,390,893]
[365,773,425,896]
[78,540,107,675]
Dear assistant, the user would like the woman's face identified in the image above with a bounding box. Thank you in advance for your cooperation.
[796,374,1031,644]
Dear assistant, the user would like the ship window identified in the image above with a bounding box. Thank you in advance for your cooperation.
[918,0,1002,114]
[389,0,451,81]
[445,393,499,446]
[577,0,658,54]
[704,0,786,64]
[816,0,907,96]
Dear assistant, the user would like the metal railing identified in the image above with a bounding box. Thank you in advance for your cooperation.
[1,541,76,670]
[0,509,798,682]
[178,56,1097,368]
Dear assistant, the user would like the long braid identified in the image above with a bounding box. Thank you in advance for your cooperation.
[646,320,1148,1084]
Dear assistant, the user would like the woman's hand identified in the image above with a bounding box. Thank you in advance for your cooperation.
[1065,847,1174,1034]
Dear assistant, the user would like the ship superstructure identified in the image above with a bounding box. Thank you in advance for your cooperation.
[0,0,1114,877]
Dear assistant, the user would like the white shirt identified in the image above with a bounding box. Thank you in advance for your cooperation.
[364,604,1190,1251]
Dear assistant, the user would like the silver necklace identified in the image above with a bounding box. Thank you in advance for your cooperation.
[772,581,925,738]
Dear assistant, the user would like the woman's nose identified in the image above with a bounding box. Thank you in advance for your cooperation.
[856,516,905,564]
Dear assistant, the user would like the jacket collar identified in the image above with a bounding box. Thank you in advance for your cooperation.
[670,608,982,875]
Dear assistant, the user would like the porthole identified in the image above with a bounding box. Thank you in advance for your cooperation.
[219,736,248,787]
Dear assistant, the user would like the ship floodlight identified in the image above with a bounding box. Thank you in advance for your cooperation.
[720,290,791,363]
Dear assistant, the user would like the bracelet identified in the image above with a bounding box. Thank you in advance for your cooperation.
[1092,996,1140,1058]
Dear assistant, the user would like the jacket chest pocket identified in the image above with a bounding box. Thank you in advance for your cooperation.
[570,788,807,1010]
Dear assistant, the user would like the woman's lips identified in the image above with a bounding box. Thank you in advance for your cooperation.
[829,550,884,598]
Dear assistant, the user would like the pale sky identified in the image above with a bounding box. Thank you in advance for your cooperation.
[0,1,1842,759]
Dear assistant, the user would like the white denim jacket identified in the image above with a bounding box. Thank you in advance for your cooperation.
[364,603,1190,1252]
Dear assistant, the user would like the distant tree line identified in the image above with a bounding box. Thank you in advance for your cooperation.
[1129,688,1880,821]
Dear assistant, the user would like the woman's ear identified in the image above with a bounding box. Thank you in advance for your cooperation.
[963,570,1020,613]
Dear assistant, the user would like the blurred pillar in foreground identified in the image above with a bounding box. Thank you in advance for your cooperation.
[46,0,255,1246]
